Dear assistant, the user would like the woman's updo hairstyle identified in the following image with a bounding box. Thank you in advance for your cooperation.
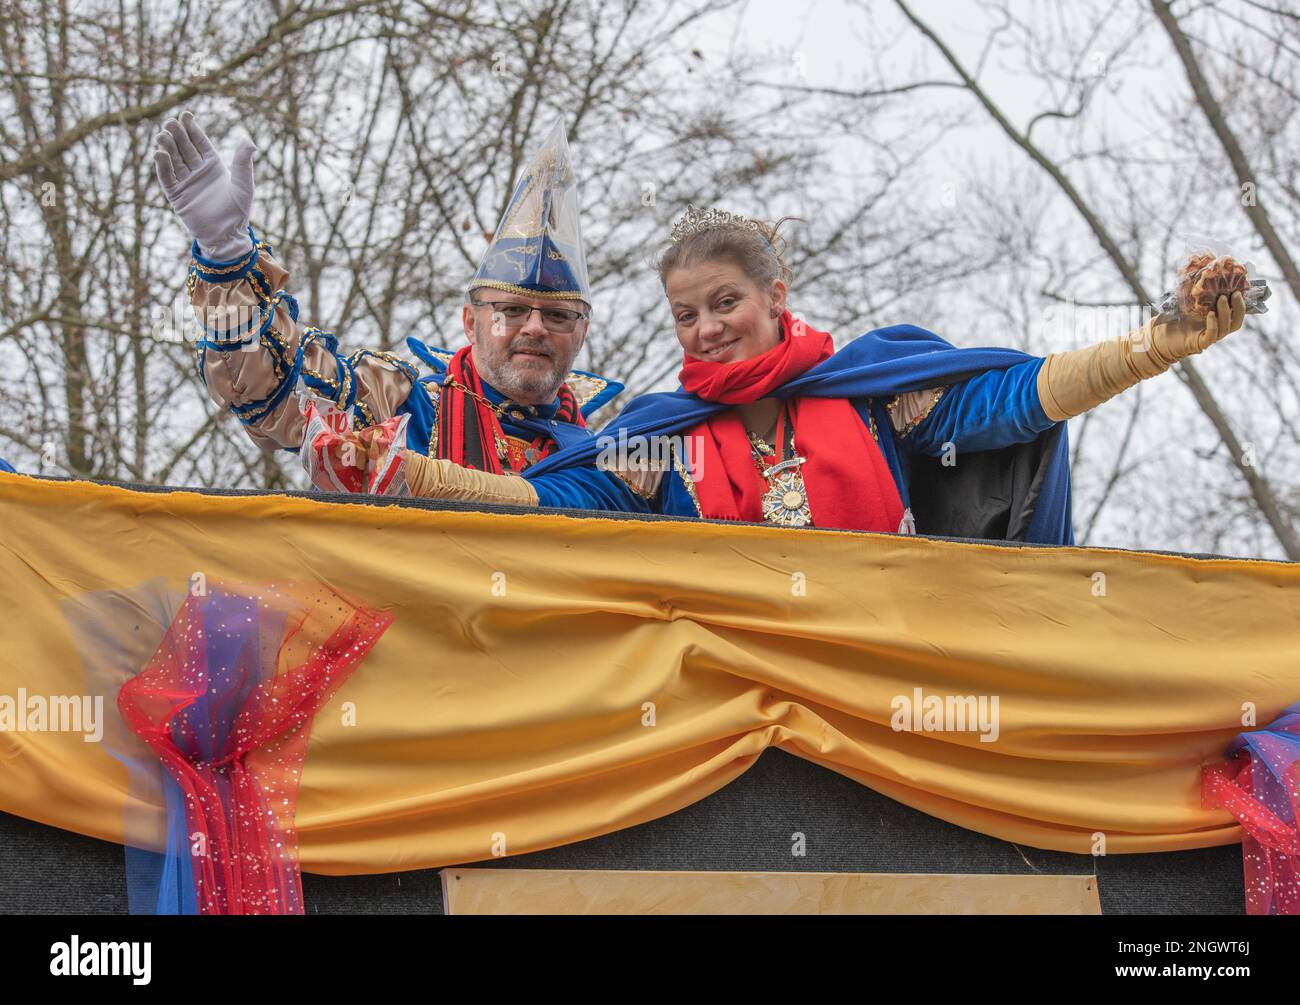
[654,205,798,292]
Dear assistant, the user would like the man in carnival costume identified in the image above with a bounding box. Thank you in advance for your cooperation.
[154,111,643,505]
[400,205,1254,545]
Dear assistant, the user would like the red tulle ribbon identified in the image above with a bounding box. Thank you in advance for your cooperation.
[117,582,393,914]
[1202,705,1300,915]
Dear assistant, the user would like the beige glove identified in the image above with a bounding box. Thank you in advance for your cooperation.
[402,451,540,506]
[1037,291,1246,421]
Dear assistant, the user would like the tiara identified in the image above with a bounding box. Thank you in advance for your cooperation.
[669,204,765,244]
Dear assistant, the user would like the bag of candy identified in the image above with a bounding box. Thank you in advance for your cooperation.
[297,387,412,496]
[1154,252,1271,323]
[362,413,411,497]
[298,391,368,494]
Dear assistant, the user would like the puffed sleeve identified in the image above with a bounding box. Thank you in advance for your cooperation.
[190,228,418,452]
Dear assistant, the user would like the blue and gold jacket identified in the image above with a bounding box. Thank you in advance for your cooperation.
[188,229,619,473]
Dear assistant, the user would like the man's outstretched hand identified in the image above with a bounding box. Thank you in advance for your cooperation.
[154,110,256,261]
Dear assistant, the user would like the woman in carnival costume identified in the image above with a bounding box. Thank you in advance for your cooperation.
[400,205,1251,542]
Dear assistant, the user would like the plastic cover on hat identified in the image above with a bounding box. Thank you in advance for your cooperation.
[470,120,590,302]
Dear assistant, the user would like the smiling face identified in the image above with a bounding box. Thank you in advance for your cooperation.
[666,260,787,364]
[461,288,589,404]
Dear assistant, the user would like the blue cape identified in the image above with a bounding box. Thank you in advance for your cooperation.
[526,325,1074,545]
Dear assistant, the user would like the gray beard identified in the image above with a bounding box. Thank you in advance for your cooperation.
[474,354,565,404]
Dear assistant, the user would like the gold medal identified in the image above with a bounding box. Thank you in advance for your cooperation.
[749,405,813,528]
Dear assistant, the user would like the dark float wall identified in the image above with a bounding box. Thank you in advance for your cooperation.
[0,749,1243,914]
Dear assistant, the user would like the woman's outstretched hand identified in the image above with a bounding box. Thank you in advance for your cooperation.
[154,110,256,261]
[1138,291,1247,369]
[1037,290,1250,423]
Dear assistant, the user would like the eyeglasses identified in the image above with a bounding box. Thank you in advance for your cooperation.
[471,299,589,334]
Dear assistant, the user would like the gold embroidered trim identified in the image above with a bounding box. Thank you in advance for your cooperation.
[246,268,273,305]
[341,363,354,416]
[564,372,607,408]
[470,280,588,301]
[300,328,355,413]
[423,380,441,454]
[348,348,411,373]
[300,365,335,393]
[189,241,265,276]
[887,386,947,437]
[608,465,660,501]
[671,440,702,517]
[187,242,269,297]
[195,258,249,276]
[262,327,289,382]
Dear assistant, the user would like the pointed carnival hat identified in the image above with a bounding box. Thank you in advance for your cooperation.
[469,120,590,303]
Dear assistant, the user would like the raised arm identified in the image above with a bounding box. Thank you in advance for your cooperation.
[155,111,416,453]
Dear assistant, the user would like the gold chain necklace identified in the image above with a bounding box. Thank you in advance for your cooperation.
[442,376,515,463]
[747,405,812,527]
[441,376,513,418]
[746,429,777,457]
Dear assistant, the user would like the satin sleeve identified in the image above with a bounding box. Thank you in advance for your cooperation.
[191,230,417,452]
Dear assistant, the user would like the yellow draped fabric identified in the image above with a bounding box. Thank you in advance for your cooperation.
[0,472,1296,875]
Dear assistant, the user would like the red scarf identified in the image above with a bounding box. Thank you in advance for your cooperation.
[436,346,584,473]
[678,312,905,532]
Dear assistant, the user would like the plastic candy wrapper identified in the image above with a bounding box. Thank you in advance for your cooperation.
[299,392,365,494]
[365,414,411,497]
[1154,253,1271,323]
[298,390,410,496]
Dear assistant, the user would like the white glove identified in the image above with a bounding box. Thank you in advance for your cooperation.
[154,110,256,261]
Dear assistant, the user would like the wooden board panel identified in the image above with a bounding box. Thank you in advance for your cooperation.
[441,868,1102,915]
